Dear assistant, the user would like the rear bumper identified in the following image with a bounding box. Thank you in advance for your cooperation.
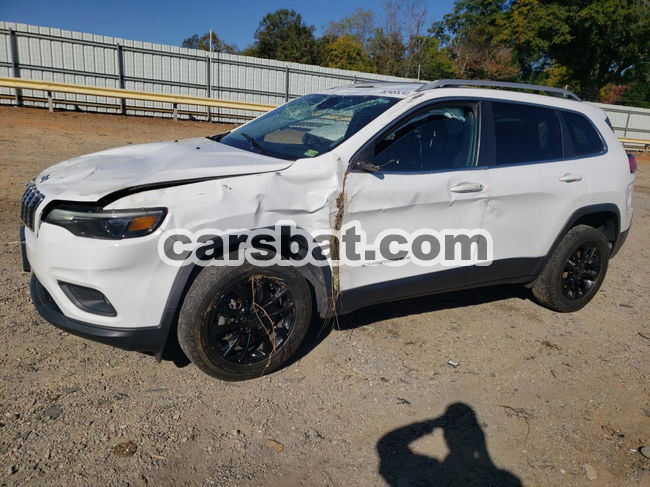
[30,275,171,354]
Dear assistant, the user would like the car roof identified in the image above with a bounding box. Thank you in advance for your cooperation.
[325,79,582,103]
[326,82,425,99]
[322,79,605,122]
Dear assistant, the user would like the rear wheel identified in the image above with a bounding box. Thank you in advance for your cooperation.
[532,225,609,312]
[177,264,312,381]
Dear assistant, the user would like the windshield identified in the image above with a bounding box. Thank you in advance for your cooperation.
[217,94,399,160]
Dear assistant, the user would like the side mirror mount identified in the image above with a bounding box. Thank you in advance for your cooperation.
[352,146,382,173]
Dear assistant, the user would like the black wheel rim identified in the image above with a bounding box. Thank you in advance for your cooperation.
[560,242,603,300]
[204,275,295,365]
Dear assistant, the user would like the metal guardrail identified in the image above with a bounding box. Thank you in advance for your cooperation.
[0,77,276,119]
[619,137,650,154]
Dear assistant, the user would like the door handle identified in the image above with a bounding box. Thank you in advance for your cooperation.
[449,182,484,193]
[559,173,583,183]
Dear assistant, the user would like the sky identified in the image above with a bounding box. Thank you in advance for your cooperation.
[0,0,456,49]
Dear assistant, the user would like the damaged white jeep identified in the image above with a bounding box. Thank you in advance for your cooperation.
[22,80,634,381]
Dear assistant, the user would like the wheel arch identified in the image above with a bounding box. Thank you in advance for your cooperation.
[155,229,334,358]
[533,203,621,277]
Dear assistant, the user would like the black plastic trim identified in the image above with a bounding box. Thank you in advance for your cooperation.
[20,226,30,272]
[530,203,621,276]
[58,281,117,317]
[337,257,541,315]
[610,228,629,259]
[31,276,171,353]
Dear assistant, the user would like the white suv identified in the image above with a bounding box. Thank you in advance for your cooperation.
[22,80,635,381]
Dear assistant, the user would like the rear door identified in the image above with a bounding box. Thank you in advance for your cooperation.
[479,101,602,274]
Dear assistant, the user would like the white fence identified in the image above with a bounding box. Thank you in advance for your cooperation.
[589,102,650,140]
[1,21,649,138]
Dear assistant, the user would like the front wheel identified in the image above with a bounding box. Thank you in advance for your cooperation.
[531,225,609,312]
[177,264,312,381]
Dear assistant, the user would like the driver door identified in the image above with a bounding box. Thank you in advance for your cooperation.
[339,101,490,297]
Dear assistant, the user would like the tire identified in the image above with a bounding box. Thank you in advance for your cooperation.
[531,225,609,312]
[177,263,312,381]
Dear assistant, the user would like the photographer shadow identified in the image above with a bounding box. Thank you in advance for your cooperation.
[377,403,521,487]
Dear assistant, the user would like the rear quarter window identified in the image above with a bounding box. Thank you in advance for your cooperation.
[562,111,606,156]
[492,101,562,165]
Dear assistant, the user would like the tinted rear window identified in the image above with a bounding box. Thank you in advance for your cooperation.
[492,102,562,165]
[563,111,605,156]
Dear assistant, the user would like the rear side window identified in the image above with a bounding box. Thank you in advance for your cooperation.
[563,111,605,156]
[492,102,562,165]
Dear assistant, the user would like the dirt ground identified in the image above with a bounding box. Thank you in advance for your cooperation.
[0,106,648,486]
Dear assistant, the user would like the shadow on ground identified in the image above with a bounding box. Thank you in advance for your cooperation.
[377,402,522,487]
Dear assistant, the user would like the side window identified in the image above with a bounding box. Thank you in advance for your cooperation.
[492,102,562,165]
[563,111,605,156]
[372,105,478,172]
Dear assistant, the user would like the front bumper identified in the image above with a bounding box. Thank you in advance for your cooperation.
[31,275,172,353]
[24,222,178,328]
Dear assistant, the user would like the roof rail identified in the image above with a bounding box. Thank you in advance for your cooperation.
[417,79,581,101]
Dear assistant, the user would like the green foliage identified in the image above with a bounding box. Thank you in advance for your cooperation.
[248,9,318,64]
[498,0,570,80]
[503,0,650,99]
[620,79,650,109]
[367,28,406,77]
[431,0,519,80]
[412,37,458,80]
[321,35,372,72]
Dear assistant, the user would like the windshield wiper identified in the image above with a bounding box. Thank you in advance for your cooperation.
[240,132,264,154]
[206,131,230,142]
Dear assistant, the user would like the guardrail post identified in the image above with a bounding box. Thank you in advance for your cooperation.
[47,91,53,112]
[624,111,631,138]
[9,29,22,106]
[206,56,212,122]
[116,44,126,114]
[172,103,178,121]
[284,67,290,102]
[214,55,220,122]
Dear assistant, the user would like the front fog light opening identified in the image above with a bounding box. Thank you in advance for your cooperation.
[59,281,117,317]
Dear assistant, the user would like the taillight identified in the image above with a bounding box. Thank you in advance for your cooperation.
[627,153,637,173]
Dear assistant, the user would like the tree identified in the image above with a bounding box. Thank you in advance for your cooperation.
[321,35,372,71]
[365,1,429,78]
[367,28,405,76]
[181,32,237,53]
[248,9,318,64]
[430,0,519,80]
[502,0,650,99]
[324,8,375,48]
[497,0,570,82]
[620,78,650,108]
[415,37,458,80]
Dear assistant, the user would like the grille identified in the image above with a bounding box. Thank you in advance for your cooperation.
[20,181,45,231]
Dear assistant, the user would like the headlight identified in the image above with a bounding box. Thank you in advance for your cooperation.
[44,204,166,239]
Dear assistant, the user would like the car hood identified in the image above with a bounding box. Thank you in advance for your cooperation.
[34,137,293,202]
